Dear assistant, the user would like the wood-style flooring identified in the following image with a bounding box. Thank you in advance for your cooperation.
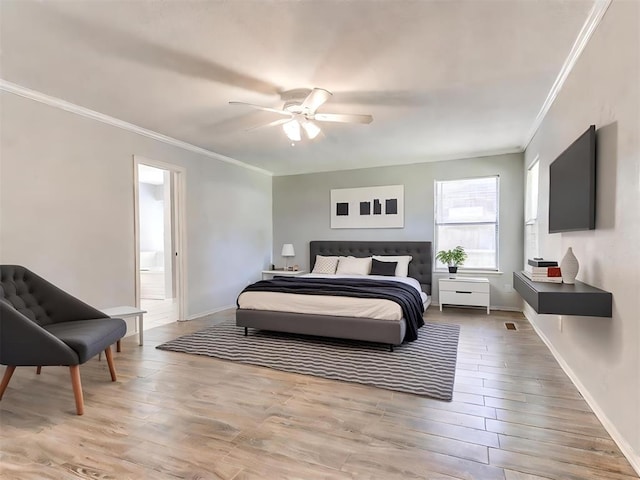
[140,297,179,330]
[1,307,637,479]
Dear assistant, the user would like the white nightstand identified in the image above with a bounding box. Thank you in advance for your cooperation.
[439,277,490,314]
[262,270,307,280]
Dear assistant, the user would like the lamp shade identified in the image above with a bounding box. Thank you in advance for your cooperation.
[282,121,301,142]
[281,244,295,257]
[302,121,321,140]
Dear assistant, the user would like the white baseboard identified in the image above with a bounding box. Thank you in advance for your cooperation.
[490,306,523,312]
[523,309,640,476]
[186,304,235,321]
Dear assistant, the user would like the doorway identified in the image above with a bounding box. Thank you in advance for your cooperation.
[134,156,186,329]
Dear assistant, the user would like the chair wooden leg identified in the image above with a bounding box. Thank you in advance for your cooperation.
[104,346,117,382]
[36,366,42,375]
[69,365,84,415]
[0,366,17,400]
[116,339,121,353]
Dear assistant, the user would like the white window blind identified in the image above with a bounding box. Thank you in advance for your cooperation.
[525,160,539,224]
[525,159,540,260]
[434,176,499,270]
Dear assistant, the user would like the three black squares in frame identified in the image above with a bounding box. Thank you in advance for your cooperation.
[357,198,398,216]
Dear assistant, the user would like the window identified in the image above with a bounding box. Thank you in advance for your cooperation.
[435,176,499,270]
[524,159,540,261]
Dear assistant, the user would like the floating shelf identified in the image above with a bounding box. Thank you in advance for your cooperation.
[513,271,612,317]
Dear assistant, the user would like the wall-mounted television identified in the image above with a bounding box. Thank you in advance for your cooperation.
[548,125,596,233]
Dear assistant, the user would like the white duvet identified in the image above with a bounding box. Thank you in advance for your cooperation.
[237,274,430,322]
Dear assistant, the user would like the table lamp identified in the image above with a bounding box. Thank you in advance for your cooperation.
[281,243,295,270]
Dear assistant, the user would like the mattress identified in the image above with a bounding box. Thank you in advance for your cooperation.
[237,274,430,321]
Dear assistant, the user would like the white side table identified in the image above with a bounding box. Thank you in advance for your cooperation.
[101,306,147,349]
[261,270,307,280]
[439,277,490,314]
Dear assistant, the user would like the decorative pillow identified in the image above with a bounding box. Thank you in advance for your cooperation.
[372,255,412,277]
[311,255,339,274]
[370,258,398,276]
[336,256,372,275]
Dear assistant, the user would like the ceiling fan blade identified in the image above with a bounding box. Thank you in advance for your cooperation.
[301,88,332,114]
[314,113,373,124]
[229,101,292,117]
[246,118,292,132]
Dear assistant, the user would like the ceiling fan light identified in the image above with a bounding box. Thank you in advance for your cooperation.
[283,120,301,142]
[302,121,321,140]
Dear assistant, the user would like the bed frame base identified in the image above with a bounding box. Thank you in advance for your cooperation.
[236,309,406,347]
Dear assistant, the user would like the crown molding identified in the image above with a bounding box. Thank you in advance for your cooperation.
[523,0,612,149]
[0,79,273,176]
[273,146,524,177]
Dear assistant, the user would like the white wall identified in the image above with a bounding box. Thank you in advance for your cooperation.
[139,182,165,260]
[524,0,639,470]
[0,92,272,319]
[273,153,524,309]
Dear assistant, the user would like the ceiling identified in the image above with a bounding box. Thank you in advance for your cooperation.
[0,1,598,176]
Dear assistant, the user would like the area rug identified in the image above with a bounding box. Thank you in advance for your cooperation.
[156,321,460,400]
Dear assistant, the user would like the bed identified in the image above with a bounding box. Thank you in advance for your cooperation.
[236,241,432,349]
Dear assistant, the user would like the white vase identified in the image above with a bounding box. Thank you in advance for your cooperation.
[560,247,579,284]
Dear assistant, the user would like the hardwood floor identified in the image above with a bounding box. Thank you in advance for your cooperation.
[140,297,179,330]
[0,307,637,479]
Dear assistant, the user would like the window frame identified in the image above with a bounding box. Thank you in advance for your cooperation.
[434,175,500,272]
[525,158,539,225]
[524,157,540,262]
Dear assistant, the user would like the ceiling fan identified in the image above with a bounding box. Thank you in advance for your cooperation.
[229,88,373,142]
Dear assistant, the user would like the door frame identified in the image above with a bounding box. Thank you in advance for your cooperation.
[133,155,187,321]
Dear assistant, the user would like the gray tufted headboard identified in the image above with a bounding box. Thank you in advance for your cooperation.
[309,241,433,295]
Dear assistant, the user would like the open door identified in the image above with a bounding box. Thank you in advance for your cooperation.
[134,156,186,328]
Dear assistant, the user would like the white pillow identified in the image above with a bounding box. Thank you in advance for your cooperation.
[372,255,412,277]
[312,255,339,274]
[336,256,372,275]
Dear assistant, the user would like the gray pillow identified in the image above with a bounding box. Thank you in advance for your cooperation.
[370,258,397,276]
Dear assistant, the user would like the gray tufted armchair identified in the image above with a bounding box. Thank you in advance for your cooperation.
[0,265,126,415]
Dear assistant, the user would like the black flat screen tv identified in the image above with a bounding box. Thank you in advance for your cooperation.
[548,125,596,233]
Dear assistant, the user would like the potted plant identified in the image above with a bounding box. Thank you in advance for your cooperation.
[436,246,468,274]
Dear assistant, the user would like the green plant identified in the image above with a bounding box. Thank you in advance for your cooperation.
[435,246,468,267]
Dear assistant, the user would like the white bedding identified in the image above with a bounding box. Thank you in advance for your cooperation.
[237,274,430,321]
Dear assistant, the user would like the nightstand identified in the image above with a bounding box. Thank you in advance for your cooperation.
[261,270,307,280]
[439,276,490,314]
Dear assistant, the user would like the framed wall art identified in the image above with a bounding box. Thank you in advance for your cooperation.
[330,185,404,229]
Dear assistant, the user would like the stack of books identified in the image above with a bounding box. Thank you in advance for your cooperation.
[524,259,562,283]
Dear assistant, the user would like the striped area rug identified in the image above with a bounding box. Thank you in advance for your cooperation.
[157,321,460,400]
